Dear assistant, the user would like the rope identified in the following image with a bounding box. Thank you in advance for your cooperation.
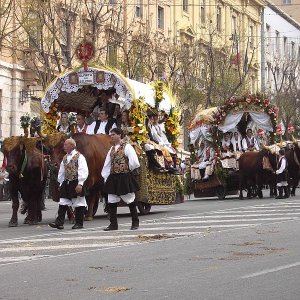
[20,150,28,178]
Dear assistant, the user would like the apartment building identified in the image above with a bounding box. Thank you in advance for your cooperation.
[262,1,300,94]
[0,0,265,137]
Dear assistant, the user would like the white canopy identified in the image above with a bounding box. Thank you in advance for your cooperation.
[127,78,173,114]
[218,112,274,133]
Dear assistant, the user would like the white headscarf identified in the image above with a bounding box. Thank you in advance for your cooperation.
[231,131,242,152]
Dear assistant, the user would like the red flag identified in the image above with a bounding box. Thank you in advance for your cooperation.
[231,52,240,65]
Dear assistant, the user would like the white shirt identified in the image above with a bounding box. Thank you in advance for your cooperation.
[242,136,259,151]
[101,143,140,182]
[276,157,287,174]
[86,120,117,135]
[76,124,88,133]
[57,149,89,186]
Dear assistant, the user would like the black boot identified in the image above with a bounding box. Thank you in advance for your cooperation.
[275,187,284,199]
[104,203,118,231]
[146,150,164,172]
[128,202,139,230]
[283,186,289,199]
[72,206,85,229]
[49,205,67,229]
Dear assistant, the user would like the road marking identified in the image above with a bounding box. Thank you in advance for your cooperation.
[241,262,300,279]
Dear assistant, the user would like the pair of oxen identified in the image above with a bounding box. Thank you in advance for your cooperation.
[2,132,111,227]
[238,140,300,199]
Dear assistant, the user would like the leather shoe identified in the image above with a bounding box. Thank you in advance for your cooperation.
[103,224,118,231]
[49,222,64,230]
[72,224,83,229]
[131,222,139,230]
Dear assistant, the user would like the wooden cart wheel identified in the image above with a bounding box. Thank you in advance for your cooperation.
[216,185,226,200]
[137,202,151,215]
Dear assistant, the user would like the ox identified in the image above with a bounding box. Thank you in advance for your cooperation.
[285,140,300,196]
[45,132,111,220]
[2,137,48,226]
[239,149,278,199]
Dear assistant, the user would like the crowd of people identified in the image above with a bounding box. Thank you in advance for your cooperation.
[191,127,270,181]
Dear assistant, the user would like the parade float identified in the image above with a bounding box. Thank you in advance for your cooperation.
[39,58,182,215]
[189,94,279,199]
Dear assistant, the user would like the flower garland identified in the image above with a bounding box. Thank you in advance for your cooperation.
[20,113,31,129]
[154,79,164,109]
[129,97,148,144]
[212,94,278,131]
[42,103,59,135]
[165,107,180,149]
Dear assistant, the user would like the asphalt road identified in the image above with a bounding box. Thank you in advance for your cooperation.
[1,193,300,300]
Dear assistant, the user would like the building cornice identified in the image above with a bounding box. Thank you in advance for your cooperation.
[0,59,25,72]
[267,1,300,30]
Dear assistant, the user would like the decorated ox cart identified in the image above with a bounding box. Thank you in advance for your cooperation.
[40,66,182,217]
[189,95,278,199]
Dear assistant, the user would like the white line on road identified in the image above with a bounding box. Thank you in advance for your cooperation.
[241,262,300,279]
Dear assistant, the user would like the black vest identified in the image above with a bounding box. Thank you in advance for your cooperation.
[94,119,116,134]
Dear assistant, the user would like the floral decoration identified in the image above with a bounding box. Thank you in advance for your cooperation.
[129,97,148,144]
[68,112,77,126]
[42,103,59,135]
[287,124,295,133]
[154,80,164,109]
[165,107,180,149]
[20,113,31,129]
[212,94,278,131]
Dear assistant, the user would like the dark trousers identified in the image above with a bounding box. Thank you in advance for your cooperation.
[55,205,68,226]
[74,206,85,226]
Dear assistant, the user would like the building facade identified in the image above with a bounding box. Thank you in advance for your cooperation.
[0,0,266,138]
[262,1,300,94]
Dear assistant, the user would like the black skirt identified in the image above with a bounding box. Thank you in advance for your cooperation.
[60,180,87,200]
[277,171,288,183]
[104,172,140,196]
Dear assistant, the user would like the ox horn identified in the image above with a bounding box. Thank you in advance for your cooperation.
[261,143,271,150]
[292,135,297,144]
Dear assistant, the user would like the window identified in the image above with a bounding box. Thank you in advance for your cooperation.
[157,62,165,79]
[27,11,40,48]
[60,20,71,63]
[158,6,164,29]
[107,44,117,66]
[282,0,291,4]
[231,15,236,35]
[249,25,254,49]
[266,24,270,45]
[275,31,280,55]
[183,0,188,12]
[135,0,143,18]
[291,41,295,59]
[283,37,288,57]
[200,0,205,23]
[216,6,222,32]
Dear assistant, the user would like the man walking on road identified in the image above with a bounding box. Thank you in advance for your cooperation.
[276,148,289,199]
[49,138,89,230]
[101,128,140,231]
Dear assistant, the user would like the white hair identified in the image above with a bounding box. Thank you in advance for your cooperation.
[65,138,76,148]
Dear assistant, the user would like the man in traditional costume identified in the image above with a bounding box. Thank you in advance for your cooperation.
[257,128,269,149]
[49,138,89,230]
[86,108,117,135]
[199,141,215,181]
[75,113,88,133]
[242,128,259,151]
[191,141,205,180]
[275,149,289,199]
[101,128,140,231]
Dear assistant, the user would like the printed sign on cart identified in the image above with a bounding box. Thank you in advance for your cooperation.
[78,72,94,85]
